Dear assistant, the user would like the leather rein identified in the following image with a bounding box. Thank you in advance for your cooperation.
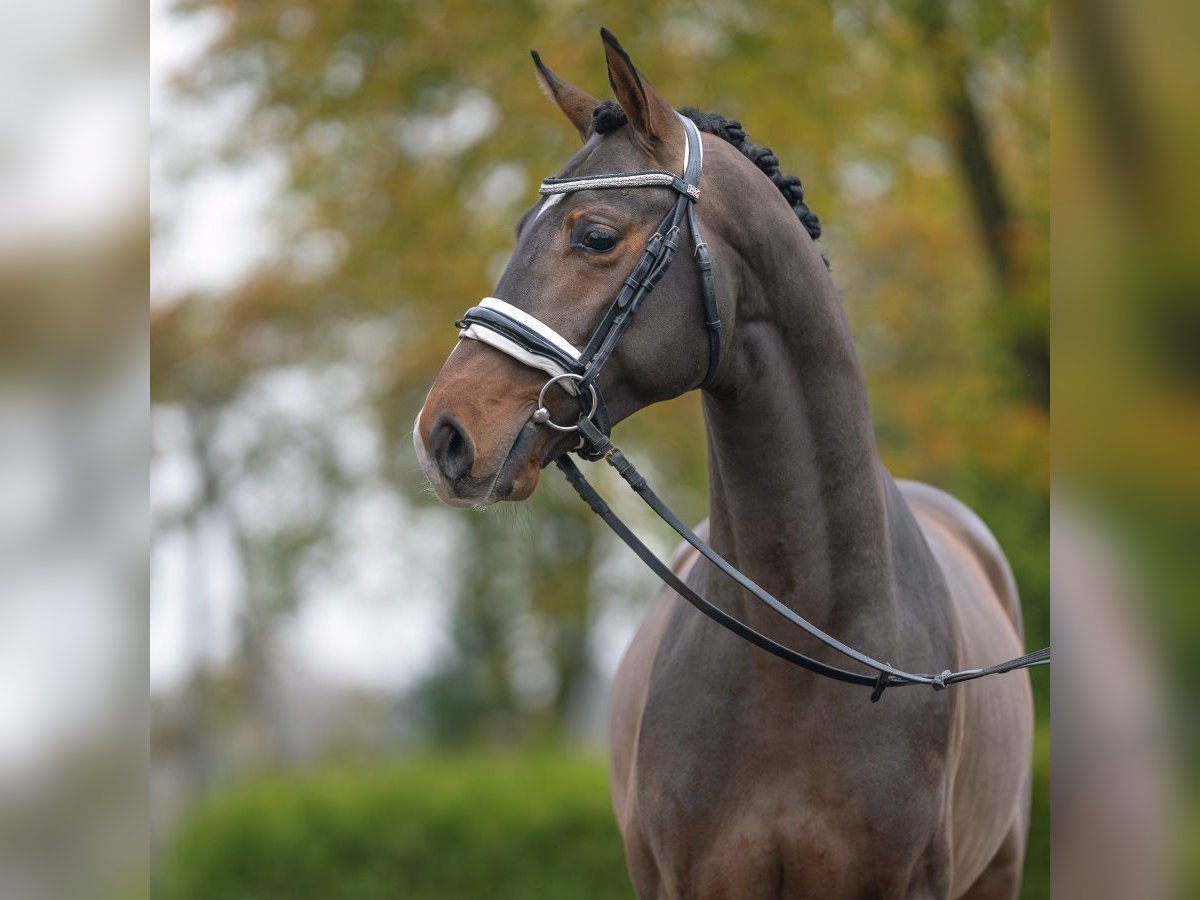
[454,114,1049,702]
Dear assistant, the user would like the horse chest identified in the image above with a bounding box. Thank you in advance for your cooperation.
[618,629,954,897]
[627,740,948,899]
[634,693,941,823]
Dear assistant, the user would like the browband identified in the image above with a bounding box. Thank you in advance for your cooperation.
[539,172,700,200]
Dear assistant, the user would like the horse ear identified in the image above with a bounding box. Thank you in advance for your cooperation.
[531,51,597,142]
[600,28,677,152]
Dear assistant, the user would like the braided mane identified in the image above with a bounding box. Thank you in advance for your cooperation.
[591,99,824,257]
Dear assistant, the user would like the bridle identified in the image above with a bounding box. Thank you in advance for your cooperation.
[452,113,1049,701]
[457,114,717,458]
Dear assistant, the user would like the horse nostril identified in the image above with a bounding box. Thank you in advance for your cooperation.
[431,416,474,482]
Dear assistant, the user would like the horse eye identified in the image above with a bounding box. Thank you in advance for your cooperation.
[578,227,618,253]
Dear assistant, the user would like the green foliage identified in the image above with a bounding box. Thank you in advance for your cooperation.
[1021,726,1051,900]
[157,749,1052,899]
[158,755,630,900]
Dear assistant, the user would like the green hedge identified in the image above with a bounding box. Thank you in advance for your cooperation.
[1022,727,1051,900]
[159,749,1050,899]
[157,755,631,900]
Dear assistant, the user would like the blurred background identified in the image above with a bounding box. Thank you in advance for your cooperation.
[148,1,1051,897]
[0,0,1188,897]
[23,0,1200,896]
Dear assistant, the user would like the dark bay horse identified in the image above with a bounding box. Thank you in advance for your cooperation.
[416,30,1033,900]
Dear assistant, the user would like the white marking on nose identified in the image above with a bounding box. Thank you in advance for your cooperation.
[413,410,432,475]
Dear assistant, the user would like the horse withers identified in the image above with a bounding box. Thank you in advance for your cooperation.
[416,30,1034,900]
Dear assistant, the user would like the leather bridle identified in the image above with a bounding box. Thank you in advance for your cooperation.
[452,113,1049,701]
[457,114,717,459]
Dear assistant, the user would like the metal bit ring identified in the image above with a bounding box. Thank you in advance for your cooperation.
[531,373,599,432]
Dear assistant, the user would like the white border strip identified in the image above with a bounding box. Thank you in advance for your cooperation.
[458,327,578,390]
[686,116,703,168]
[476,297,581,361]
[680,116,691,173]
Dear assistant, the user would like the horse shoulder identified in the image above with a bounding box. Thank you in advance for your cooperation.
[896,479,1023,639]
[898,480,1034,895]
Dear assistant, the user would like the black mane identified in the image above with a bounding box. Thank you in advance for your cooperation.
[591,99,824,252]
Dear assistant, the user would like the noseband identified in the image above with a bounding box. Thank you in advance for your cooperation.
[451,114,1049,701]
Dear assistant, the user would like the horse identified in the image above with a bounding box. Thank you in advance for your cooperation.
[415,29,1034,900]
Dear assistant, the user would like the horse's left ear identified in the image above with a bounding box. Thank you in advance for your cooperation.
[531,50,598,143]
[600,28,678,153]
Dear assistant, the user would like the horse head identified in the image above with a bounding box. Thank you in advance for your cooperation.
[415,30,743,508]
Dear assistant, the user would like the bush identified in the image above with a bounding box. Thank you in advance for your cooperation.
[159,748,1050,900]
[157,755,631,900]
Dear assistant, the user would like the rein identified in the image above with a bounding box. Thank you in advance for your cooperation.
[454,114,1049,701]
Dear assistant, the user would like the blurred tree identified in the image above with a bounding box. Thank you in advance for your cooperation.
[899,0,1050,404]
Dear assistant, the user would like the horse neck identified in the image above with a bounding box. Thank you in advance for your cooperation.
[701,231,899,639]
